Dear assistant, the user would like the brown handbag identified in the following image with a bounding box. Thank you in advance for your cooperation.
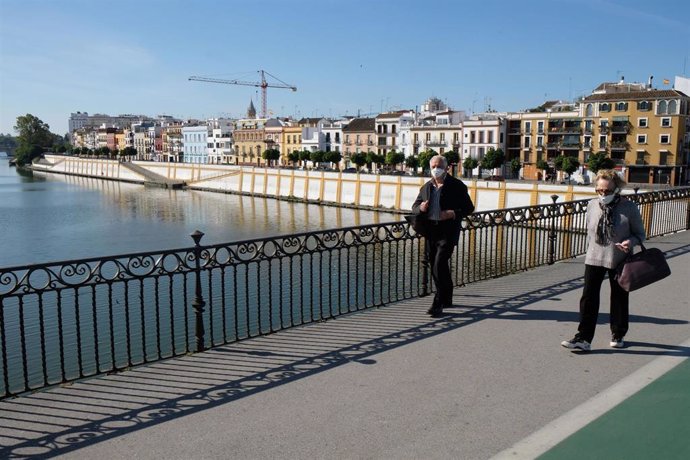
[615,244,671,292]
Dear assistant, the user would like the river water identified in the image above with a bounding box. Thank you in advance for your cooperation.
[0,159,400,267]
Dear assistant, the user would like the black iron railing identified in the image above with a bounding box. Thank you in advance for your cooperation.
[1,188,689,399]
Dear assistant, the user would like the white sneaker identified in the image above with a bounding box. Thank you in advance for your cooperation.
[561,335,591,351]
[610,336,624,348]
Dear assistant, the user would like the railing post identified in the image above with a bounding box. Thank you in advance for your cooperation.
[421,238,430,296]
[548,194,559,265]
[190,230,206,352]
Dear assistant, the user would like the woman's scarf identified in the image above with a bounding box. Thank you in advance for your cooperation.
[595,195,621,245]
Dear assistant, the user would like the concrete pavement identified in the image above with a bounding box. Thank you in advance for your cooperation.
[1,231,688,459]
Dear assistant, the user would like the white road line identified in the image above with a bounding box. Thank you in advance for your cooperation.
[491,338,690,460]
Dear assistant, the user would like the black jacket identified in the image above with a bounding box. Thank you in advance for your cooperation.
[411,174,475,242]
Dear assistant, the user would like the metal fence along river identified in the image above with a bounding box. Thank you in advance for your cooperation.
[1,188,689,398]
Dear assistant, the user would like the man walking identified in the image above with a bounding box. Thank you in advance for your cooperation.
[412,155,475,317]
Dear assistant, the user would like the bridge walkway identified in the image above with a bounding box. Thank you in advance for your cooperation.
[0,231,688,459]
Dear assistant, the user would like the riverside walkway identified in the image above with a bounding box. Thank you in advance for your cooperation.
[0,231,688,459]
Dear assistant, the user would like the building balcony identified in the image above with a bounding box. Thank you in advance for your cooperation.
[599,126,610,134]
[561,143,581,150]
[610,125,630,134]
[426,140,447,147]
[610,141,629,150]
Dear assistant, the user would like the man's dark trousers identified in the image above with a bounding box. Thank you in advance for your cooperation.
[426,221,456,307]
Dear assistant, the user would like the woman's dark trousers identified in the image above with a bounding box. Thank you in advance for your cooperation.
[578,264,629,342]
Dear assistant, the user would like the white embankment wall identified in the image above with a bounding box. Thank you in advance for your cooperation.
[35,155,601,212]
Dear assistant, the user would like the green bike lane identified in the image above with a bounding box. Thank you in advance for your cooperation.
[539,355,690,460]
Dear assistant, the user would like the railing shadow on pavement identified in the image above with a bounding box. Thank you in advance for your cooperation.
[1,242,689,458]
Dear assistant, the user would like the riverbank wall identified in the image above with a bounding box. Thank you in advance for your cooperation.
[33,155,600,212]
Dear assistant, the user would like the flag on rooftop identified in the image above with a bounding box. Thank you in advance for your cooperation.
[663,79,670,85]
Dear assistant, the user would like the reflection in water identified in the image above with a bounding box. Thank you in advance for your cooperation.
[0,161,399,267]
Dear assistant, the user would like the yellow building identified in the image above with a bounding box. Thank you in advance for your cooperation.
[233,118,268,165]
[581,85,689,184]
[508,83,690,184]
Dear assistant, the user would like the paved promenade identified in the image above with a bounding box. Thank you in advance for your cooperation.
[1,231,688,459]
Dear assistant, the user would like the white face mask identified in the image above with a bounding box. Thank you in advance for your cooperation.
[599,188,620,205]
[431,167,446,179]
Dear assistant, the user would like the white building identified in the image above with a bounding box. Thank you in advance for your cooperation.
[322,119,350,154]
[300,118,329,152]
[375,110,415,157]
[462,113,507,177]
[182,125,210,164]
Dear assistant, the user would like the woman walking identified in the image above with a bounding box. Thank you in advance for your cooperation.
[561,169,646,351]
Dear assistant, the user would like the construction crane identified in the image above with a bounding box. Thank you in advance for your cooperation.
[189,70,297,119]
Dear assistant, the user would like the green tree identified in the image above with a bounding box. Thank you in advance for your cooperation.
[418,149,436,173]
[405,155,420,174]
[442,150,460,166]
[462,157,479,178]
[365,151,385,172]
[509,157,522,178]
[587,151,615,173]
[325,150,342,168]
[385,150,405,168]
[261,148,281,167]
[554,155,580,183]
[13,114,54,166]
[350,152,367,170]
[480,148,505,172]
[310,150,325,167]
[287,151,300,166]
[299,150,311,167]
[121,146,137,160]
[0,134,18,156]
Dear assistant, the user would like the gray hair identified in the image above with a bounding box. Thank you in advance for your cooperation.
[430,155,447,168]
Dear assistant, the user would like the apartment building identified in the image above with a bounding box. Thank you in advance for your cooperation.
[182,124,210,164]
[233,118,267,165]
[342,118,375,159]
[375,111,415,156]
[460,114,506,176]
[580,81,689,184]
[509,79,690,184]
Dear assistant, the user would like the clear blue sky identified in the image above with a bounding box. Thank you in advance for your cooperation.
[1,0,689,136]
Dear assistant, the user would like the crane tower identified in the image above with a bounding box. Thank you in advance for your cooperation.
[189,70,297,118]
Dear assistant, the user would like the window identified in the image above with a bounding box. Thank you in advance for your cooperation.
[637,134,647,144]
[660,134,670,144]
[584,136,591,147]
[599,135,607,148]
[425,133,431,141]
[600,103,611,112]
[470,131,476,143]
[638,118,648,128]
[637,101,651,111]
[524,136,531,148]
[585,104,593,117]
[615,102,628,111]
[661,117,671,127]
[668,100,677,114]
[440,133,445,142]
[488,131,494,143]
[478,131,484,143]
[537,121,544,133]
[657,100,667,114]
[525,121,532,133]
[537,136,543,147]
